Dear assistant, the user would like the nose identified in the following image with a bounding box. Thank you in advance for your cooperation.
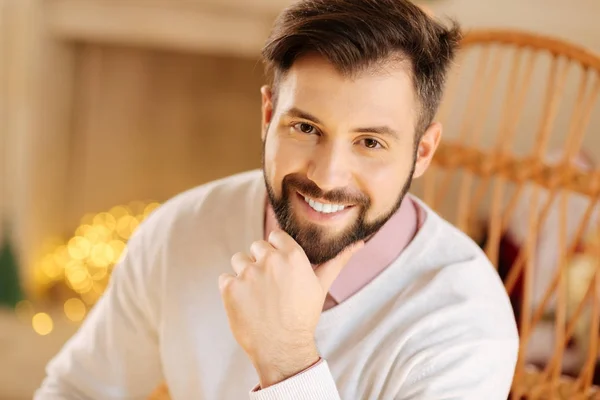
[306,141,353,192]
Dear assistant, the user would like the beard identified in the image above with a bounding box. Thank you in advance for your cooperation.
[263,148,417,265]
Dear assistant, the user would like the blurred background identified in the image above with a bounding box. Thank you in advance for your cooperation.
[1,0,600,398]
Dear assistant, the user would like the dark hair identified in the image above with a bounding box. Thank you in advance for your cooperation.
[261,0,462,138]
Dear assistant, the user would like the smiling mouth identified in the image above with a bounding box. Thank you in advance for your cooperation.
[298,193,354,214]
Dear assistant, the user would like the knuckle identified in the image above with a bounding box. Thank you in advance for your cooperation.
[240,263,258,280]
[251,240,271,259]
[230,252,245,264]
[262,249,275,261]
[268,249,284,262]
[249,240,261,252]
[288,246,305,261]
[219,275,235,294]
[289,246,303,257]
[267,229,280,240]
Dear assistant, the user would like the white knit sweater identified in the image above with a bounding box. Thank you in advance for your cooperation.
[36,170,519,400]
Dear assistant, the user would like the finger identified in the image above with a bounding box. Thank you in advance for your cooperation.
[231,252,254,275]
[315,241,364,292]
[218,272,236,293]
[250,240,275,263]
[268,229,302,253]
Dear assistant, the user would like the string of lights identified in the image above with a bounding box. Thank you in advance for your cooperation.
[15,201,161,335]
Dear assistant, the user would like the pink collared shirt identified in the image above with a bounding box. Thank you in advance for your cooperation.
[264,195,424,310]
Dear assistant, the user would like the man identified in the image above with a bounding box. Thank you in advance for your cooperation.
[36,0,519,399]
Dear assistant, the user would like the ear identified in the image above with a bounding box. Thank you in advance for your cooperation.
[260,85,274,141]
[412,122,442,179]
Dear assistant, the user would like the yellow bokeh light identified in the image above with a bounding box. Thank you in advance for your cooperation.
[68,271,92,293]
[80,212,97,226]
[35,200,160,308]
[99,224,114,239]
[92,280,107,294]
[65,261,89,289]
[93,212,117,231]
[109,205,130,220]
[116,215,138,239]
[68,236,91,260]
[41,254,62,279]
[90,243,115,267]
[80,290,99,306]
[75,223,92,237]
[115,246,128,264]
[89,265,108,281]
[82,226,100,242]
[64,259,84,273]
[143,202,160,218]
[34,267,52,286]
[74,279,94,294]
[89,225,112,242]
[109,240,126,262]
[66,271,86,286]
[53,245,70,268]
[32,313,53,335]
[64,298,87,322]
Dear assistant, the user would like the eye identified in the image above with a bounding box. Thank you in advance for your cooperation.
[360,138,383,149]
[293,122,317,135]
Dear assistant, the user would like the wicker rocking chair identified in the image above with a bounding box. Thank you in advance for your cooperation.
[420,29,600,400]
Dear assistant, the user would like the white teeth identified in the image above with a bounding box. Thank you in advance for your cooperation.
[303,196,346,214]
[313,201,324,212]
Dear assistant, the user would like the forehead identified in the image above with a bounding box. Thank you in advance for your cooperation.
[276,54,417,131]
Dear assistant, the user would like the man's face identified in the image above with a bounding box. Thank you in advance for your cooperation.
[261,54,440,264]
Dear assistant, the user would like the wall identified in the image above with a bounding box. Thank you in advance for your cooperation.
[65,45,265,230]
[431,0,600,52]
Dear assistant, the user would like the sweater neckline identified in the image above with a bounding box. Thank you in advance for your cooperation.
[315,198,439,331]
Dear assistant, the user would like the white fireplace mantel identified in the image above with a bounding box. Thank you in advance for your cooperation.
[45,0,296,57]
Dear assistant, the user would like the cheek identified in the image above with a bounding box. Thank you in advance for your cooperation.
[360,159,414,217]
[263,136,282,195]
[264,132,309,194]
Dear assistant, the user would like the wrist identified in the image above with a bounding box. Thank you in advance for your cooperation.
[253,342,320,388]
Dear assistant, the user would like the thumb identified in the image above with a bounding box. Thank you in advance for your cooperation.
[315,241,364,292]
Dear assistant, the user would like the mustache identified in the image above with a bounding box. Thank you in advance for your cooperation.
[282,174,370,206]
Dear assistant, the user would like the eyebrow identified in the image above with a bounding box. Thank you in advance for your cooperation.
[284,107,324,125]
[283,107,400,139]
[352,126,399,139]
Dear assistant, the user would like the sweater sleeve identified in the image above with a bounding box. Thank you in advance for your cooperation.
[248,360,341,400]
[397,338,519,400]
[34,233,163,399]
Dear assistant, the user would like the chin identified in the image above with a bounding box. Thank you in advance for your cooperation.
[290,226,355,265]
[294,218,352,240]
